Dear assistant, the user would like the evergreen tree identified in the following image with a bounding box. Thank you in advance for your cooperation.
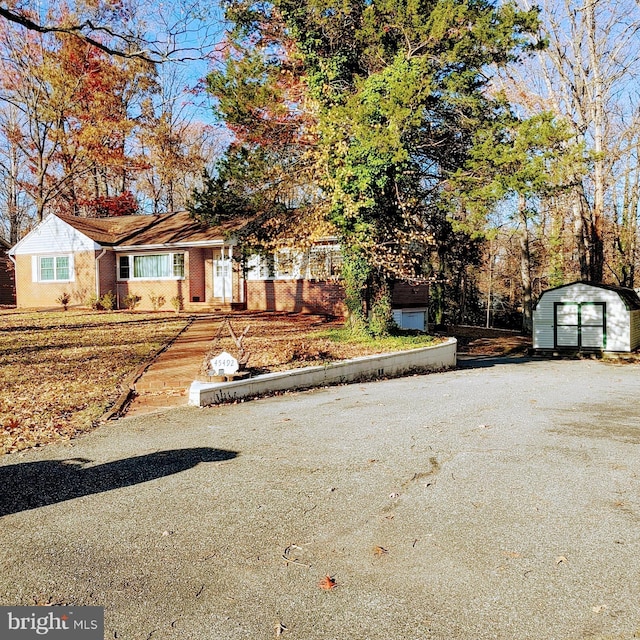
[452,111,587,332]
[196,0,540,334]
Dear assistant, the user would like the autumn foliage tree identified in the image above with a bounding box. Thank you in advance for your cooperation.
[0,1,222,231]
[0,14,157,220]
[196,0,540,334]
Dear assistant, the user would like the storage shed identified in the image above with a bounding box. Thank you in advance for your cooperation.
[533,281,640,353]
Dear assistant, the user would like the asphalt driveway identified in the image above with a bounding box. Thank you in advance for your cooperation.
[1,356,640,639]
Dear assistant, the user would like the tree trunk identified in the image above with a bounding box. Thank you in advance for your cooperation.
[586,0,605,283]
[519,194,533,334]
[572,187,589,280]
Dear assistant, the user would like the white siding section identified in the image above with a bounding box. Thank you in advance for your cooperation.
[533,283,632,352]
[393,308,427,331]
[10,215,100,255]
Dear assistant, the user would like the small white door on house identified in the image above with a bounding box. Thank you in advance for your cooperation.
[213,257,232,301]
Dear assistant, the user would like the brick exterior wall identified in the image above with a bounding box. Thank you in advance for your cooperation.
[14,251,97,309]
[15,247,222,311]
[112,249,208,311]
[97,251,116,299]
[391,282,429,307]
[246,280,346,316]
[188,248,206,302]
[114,279,186,310]
[0,249,15,305]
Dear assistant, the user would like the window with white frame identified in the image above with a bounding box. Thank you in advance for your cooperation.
[274,248,305,279]
[246,245,342,280]
[37,255,72,282]
[308,245,342,279]
[246,254,272,280]
[118,253,185,280]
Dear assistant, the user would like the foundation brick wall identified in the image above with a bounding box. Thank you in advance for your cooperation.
[115,280,187,311]
[246,280,346,316]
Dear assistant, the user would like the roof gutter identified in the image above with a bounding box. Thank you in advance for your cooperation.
[115,240,228,251]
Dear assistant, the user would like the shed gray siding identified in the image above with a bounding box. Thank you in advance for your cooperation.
[533,282,635,352]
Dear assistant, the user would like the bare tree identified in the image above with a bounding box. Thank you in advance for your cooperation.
[134,63,226,214]
[0,104,31,242]
[0,0,225,63]
[505,0,640,285]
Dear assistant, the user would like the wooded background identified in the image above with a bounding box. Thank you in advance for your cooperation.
[1,0,638,332]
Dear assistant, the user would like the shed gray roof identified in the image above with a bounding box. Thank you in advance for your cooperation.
[538,280,640,311]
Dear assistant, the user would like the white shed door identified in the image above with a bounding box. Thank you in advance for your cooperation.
[580,303,605,348]
[555,302,606,349]
[555,303,579,347]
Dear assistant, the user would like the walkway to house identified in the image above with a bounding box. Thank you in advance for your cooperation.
[124,316,218,417]
[121,318,531,417]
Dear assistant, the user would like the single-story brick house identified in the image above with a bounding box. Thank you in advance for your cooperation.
[0,236,16,305]
[9,212,428,322]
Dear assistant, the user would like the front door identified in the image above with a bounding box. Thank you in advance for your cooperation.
[213,256,232,301]
[554,302,606,350]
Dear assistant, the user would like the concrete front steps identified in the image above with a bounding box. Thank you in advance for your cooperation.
[182,302,245,313]
[189,337,457,407]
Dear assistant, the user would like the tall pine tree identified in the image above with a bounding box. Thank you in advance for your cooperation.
[196,0,540,334]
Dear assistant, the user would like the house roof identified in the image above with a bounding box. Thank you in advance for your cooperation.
[58,211,251,248]
[539,280,640,311]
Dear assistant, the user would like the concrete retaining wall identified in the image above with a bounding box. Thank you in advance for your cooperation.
[189,337,457,407]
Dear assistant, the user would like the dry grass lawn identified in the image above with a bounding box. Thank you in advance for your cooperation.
[1,309,443,455]
[203,312,441,376]
[0,310,189,454]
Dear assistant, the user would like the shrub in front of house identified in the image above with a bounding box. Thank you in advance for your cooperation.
[100,291,116,311]
[57,292,71,311]
[149,292,166,311]
[123,293,142,310]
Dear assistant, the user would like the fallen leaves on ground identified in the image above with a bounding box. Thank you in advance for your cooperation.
[199,312,440,376]
[0,310,188,454]
[318,575,337,590]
